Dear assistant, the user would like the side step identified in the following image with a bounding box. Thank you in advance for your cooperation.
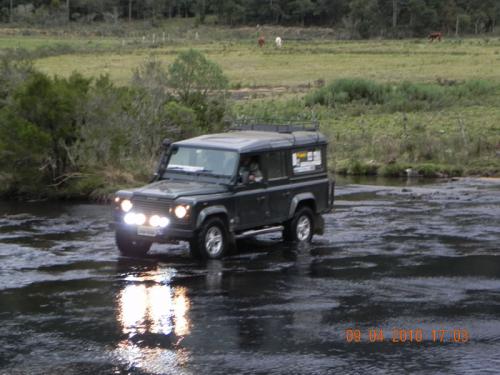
[235,226,284,239]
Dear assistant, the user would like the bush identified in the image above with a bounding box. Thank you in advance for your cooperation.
[335,159,379,175]
[305,78,387,107]
[0,71,91,186]
[449,80,497,99]
[168,49,228,104]
[305,78,497,113]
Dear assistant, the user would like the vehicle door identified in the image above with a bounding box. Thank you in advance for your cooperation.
[233,154,270,230]
[264,150,290,223]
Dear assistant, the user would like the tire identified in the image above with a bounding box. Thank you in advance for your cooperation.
[190,217,229,259]
[115,230,152,257]
[283,206,314,243]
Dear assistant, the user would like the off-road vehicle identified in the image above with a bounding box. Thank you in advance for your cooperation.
[113,123,334,259]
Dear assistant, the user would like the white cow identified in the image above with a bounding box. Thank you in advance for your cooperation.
[275,36,282,48]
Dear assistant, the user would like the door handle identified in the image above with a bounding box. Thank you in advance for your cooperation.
[257,196,266,201]
[283,191,291,197]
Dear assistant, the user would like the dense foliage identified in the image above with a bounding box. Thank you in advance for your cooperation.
[1,0,499,37]
[0,49,228,198]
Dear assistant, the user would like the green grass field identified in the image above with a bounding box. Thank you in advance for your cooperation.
[2,30,500,87]
[1,26,499,180]
[24,39,500,87]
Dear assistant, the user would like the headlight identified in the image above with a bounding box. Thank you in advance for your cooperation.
[174,205,189,219]
[120,199,133,212]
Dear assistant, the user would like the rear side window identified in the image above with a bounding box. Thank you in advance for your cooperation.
[292,148,323,174]
[267,151,287,179]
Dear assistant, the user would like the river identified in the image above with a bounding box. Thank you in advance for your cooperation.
[1,178,499,374]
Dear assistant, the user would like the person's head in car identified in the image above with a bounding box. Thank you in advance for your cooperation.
[239,156,262,183]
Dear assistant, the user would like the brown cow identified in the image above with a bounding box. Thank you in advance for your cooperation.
[428,32,443,42]
[258,36,265,48]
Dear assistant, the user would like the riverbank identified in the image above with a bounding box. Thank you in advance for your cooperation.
[2,167,499,203]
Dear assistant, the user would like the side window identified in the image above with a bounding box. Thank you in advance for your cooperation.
[267,151,287,180]
[238,155,264,184]
[292,148,324,175]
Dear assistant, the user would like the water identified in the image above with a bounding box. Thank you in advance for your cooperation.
[1,178,500,374]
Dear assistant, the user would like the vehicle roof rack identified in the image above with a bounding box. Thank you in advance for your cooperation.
[230,118,319,133]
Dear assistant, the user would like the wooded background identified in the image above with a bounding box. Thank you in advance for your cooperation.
[1,0,499,38]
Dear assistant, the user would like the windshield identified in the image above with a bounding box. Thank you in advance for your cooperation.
[164,146,238,179]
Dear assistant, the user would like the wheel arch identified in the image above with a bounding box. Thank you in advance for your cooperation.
[196,205,230,230]
[288,193,316,219]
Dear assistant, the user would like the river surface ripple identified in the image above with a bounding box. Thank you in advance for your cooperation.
[1,178,499,374]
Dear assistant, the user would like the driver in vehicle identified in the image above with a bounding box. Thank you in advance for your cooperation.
[239,156,263,183]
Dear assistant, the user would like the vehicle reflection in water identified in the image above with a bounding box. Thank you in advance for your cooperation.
[115,264,192,374]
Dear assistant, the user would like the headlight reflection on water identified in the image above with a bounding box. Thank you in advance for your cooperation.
[118,283,191,336]
[115,270,192,373]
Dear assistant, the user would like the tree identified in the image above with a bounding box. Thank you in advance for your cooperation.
[349,0,379,38]
[7,72,91,180]
[290,0,315,26]
[392,0,398,28]
[196,0,207,23]
[407,0,437,35]
[168,49,228,104]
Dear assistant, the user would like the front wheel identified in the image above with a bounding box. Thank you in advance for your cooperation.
[190,217,229,259]
[115,230,152,257]
[283,207,314,243]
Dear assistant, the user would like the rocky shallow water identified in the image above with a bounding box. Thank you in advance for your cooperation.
[1,178,499,374]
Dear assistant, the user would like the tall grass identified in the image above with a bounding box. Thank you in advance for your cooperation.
[305,78,497,113]
[235,86,500,177]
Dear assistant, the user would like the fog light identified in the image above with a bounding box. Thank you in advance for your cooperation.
[159,217,170,228]
[124,212,136,225]
[134,213,146,226]
[149,215,161,227]
[174,205,188,219]
[120,199,133,212]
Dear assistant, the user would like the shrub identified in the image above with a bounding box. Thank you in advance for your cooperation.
[334,159,379,175]
[168,49,228,104]
[305,78,497,113]
[1,71,91,182]
[305,78,387,107]
[449,80,497,99]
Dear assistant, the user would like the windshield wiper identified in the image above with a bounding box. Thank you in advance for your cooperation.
[195,169,230,179]
[166,166,191,173]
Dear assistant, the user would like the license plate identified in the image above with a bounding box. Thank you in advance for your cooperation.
[137,226,158,237]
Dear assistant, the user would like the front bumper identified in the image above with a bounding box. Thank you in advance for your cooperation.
[112,208,195,242]
[112,222,195,242]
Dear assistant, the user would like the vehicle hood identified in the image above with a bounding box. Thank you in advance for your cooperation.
[128,180,229,200]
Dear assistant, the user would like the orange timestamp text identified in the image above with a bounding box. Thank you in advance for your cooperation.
[345,328,469,344]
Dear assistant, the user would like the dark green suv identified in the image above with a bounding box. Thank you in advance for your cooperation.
[113,124,334,259]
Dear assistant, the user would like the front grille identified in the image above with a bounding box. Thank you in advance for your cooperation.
[132,196,172,215]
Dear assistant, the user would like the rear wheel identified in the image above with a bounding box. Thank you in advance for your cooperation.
[190,217,229,259]
[115,230,152,257]
[283,206,314,243]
